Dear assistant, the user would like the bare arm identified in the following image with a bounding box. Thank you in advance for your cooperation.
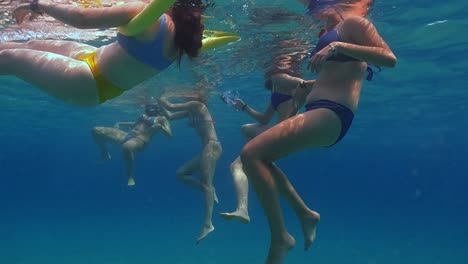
[156,117,172,137]
[335,17,397,67]
[14,1,146,29]
[234,99,275,125]
[159,105,189,121]
[271,73,306,93]
[292,80,315,114]
[159,98,200,112]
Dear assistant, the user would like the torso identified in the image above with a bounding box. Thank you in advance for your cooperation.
[93,14,177,90]
[306,20,367,112]
[187,103,219,144]
[130,115,163,142]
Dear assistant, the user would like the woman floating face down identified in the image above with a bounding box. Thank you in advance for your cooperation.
[1,0,207,106]
[238,2,396,264]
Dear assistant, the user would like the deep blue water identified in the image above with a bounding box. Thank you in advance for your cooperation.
[1,0,468,263]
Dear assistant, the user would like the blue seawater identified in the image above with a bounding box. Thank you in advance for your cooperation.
[1,0,467,263]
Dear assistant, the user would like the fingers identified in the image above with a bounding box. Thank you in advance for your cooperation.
[308,56,320,73]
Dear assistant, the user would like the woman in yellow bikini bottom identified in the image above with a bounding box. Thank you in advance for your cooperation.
[77,52,125,103]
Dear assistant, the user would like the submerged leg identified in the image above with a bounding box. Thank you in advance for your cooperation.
[240,109,342,264]
[196,141,222,244]
[269,164,320,250]
[0,48,99,106]
[0,39,96,58]
[220,156,250,223]
[241,153,295,264]
[122,139,145,186]
[91,127,126,162]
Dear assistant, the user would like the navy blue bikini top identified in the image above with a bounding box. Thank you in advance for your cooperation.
[309,28,381,80]
[117,15,175,70]
[271,92,292,111]
[310,29,359,62]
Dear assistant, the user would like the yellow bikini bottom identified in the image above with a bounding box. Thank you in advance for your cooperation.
[77,52,124,103]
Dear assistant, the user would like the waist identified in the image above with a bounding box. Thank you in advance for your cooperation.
[306,85,359,113]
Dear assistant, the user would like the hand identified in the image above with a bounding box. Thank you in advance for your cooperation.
[307,43,337,73]
[158,97,169,106]
[233,99,246,111]
[12,3,42,25]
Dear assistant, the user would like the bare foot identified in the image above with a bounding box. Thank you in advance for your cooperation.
[266,233,295,264]
[196,224,215,244]
[220,209,250,224]
[300,209,320,251]
[127,178,135,186]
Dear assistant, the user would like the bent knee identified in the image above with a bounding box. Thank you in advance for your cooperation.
[230,157,242,171]
[240,124,255,139]
[240,143,257,165]
[92,126,105,136]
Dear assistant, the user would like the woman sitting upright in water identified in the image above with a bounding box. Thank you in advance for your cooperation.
[159,92,222,244]
[240,3,396,264]
[0,0,206,106]
[220,72,314,224]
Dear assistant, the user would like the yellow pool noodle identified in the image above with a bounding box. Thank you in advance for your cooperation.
[117,0,240,51]
[201,35,241,52]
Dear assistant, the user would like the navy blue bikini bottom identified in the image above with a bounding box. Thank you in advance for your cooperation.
[304,99,354,146]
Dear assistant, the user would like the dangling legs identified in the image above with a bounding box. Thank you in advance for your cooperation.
[220,156,250,223]
[196,140,222,243]
[240,109,342,264]
[91,127,126,162]
[197,140,222,243]
[220,123,269,223]
[269,164,320,250]
[176,153,203,189]
[122,138,145,186]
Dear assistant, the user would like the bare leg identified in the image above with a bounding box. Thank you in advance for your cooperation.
[0,39,96,58]
[0,48,99,106]
[220,156,250,223]
[122,139,145,186]
[241,123,270,141]
[241,155,295,264]
[176,153,203,189]
[240,109,342,264]
[219,123,269,223]
[196,141,222,244]
[269,164,320,250]
[91,127,126,162]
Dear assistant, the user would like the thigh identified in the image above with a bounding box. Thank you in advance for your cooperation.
[242,108,343,162]
[94,127,127,144]
[241,123,270,140]
[0,40,97,58]
[122,137,146,153]
[200,141,222,179]
[177,153,202,175]
[2,49,98,105]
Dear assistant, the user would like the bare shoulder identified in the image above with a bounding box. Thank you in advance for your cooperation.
[342,16,373,32]
[340,16,383,45]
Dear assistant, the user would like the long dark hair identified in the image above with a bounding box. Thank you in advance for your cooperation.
[167,0,208,65]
